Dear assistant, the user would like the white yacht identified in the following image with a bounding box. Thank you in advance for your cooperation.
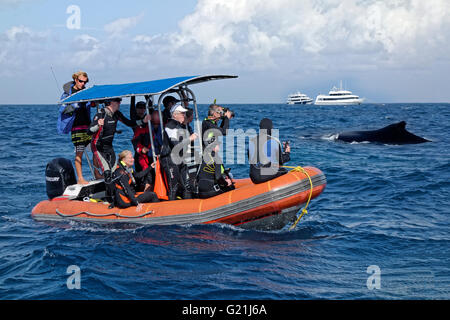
[315,83,364,105]
[286,92,313,104]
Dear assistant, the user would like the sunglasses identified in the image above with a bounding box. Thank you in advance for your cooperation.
[77,78,88,84]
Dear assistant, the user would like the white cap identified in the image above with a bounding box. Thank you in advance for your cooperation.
[170,103,188,114]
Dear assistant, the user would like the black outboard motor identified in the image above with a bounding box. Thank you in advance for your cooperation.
[45,158,76,199]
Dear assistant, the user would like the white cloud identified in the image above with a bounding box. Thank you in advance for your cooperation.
[147,0,450,72]
[104,13,144,38]
[0,25,49,74]
[71,34,102,65]
[1,1,449,102]
[8,0,445,77]
[74,34,99,48]
[4,25,48,42]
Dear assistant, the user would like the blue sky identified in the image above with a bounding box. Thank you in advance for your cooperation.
[0,0,197,34]
[1,0,449,104]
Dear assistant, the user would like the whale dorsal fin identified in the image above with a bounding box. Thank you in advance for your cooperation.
[397,121,407,129]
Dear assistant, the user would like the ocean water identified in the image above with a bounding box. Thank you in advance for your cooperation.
[0,103,449,300]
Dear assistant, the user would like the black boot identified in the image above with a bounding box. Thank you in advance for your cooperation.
[104,170,115,206]
[168,183,178,201]
[168,190,178,201]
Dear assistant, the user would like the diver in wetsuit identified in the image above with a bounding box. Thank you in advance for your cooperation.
[248,118,291,184]
[159,103,198,200]
[197,137,234,199]
[201,104,232,149]
[113,150,160,210]
[88,98,150,202]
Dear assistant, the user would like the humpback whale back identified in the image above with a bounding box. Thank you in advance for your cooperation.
[337,121,430,144]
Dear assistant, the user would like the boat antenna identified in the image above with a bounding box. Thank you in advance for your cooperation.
[50,66,61,94]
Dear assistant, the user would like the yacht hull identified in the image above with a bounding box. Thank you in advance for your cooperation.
[314,99,364,106]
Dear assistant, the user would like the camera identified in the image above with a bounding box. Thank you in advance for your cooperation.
[222,107,235,119]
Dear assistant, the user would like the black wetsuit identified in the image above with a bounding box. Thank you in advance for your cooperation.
[162,107,171,125]
[159,118,191,200]
[248,135,290,184]
[248,118,290,184]
[184,122,198,193]
[89,108,142,175]
[89,108,144,204]
[112,162,159,208]
[201,117,230,148]
[197,151,234,199]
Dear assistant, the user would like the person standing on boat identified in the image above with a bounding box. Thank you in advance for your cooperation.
[248,118,291,184]
[149,109,163,158]
[130,100,151,172]
[60,71,97,185]
[159,103,198,200]
[88,98,151,199]
[202,104,232,149]
[113,150,160,210]
[133,107,163,172]
[162,92,190,125]
[162,96,179,125]
[183,108,198,193]
[129,96,149,122]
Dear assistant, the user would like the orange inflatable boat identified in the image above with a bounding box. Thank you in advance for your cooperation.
[34,75,326,230]
[32,167,326,230]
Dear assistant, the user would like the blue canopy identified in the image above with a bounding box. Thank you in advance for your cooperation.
[61,74,237,104]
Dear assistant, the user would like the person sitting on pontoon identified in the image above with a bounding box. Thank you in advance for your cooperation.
[248,118,291,184]
[197,137,234,198]
[112,150,160,210]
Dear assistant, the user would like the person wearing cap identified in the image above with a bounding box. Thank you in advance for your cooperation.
[248,118,291,184]
[60,70,97,184]
[197,137,234,199]
[88,97,151,203]
[202,104,232,149]
[162,95,179,125]
[161,91,191,125]
[159,103,198,200]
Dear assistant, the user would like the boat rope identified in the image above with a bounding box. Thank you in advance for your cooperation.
[55,208,154,219]
[281,165,314,230]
